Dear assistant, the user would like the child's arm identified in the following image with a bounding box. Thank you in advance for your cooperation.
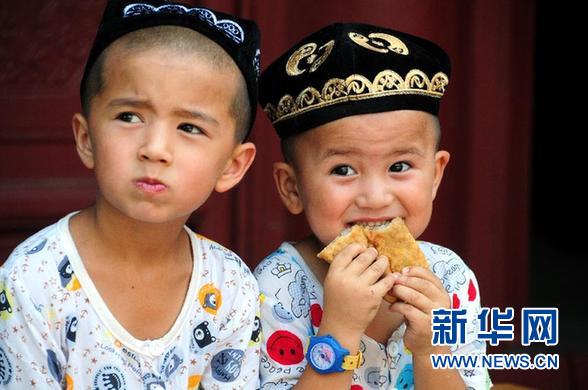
[0,268,64,389]
[389,266,467,389]
[258,243,396,389]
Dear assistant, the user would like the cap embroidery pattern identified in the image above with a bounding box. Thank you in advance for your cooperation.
[286,40,335,76]
[264,69,449,124]
[123,3,245,44]
[253,49,261,79]
[348,32,409,55]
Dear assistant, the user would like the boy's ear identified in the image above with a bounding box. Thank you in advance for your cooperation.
[431,150,450,200]
[215,142,257,193]
[273,162,303,215]
[72,113,95,169]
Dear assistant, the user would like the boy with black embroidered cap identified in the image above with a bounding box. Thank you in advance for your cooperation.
[0,0,261,388]
[255,23,491,389]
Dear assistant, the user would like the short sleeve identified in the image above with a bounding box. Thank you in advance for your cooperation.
[420,242,492,390]
[1,267,64,389]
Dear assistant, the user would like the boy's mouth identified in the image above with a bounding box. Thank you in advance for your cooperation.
[135,177,167,193]
[349,219,395,229]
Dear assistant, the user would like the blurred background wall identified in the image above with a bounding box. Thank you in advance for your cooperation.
[0,1,584,388]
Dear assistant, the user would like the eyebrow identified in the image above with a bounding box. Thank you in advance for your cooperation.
[321,146,424,160]
[108,98,219,125]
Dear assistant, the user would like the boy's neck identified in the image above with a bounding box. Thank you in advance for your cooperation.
[70,201,190,268]
[294,235,330,283]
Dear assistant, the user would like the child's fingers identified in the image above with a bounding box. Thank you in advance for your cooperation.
[370,273,398,298]
[328,242,368,271]
[388,300,429,323]
[394,273,443,304]
[400,266,445,291]
[345,247,379,275]
[390,284,429,311]
[359,255,391,284]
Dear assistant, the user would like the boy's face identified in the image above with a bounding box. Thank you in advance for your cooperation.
[73,46,255,224]
[276,110,449,245]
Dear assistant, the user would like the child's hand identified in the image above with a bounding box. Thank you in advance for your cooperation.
[320,243,397,341]
[388,266,450,356]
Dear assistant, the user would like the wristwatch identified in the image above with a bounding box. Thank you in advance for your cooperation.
[306,334,362,374]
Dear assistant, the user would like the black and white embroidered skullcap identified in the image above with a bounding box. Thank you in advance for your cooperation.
[259,22,450,139]
[81,0,261,138]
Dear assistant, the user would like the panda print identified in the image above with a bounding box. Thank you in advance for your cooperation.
[66,316,78,344]
[250,315,261,343]
[0,290,12,315]
[193,321,216,349]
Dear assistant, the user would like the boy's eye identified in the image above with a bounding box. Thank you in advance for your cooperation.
[389,162,411,173]
[117,112,141,123]
[331,165,357,176]
[178,123,203,135]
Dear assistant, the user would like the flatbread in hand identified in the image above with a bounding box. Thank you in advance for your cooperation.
[317,218,428,303]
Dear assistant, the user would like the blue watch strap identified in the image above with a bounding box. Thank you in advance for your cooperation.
[306,334,360,374]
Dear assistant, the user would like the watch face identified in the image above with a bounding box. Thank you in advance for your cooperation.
[310,342,336,370]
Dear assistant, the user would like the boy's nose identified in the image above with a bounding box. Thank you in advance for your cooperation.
[355,177,394,209]
[138,126,173,164]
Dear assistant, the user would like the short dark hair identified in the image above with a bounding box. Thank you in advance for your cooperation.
[80,26,251,141]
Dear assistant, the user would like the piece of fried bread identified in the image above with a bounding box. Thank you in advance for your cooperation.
[317,218,428,303]
[317,225,368,263]
[364,218,428,273]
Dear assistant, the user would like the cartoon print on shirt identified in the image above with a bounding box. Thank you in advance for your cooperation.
[0,284,13,320]
[198,283,222,315]
[387,341,402,369]
[143,372,166,390]
[271,262,292,278]
[287,270,311,318]
[58,256,81,291]
[272,301,294,323]
[187,374,201,390]
[310,303,322,327]
[160,347,183,379]
[93,365,127,390]
[65,374,74,389]
[250,315,262,344]
[260,378,291,389]
[394,363,414,389]
[192,321,217,350]
[208,242,247,272]
[0,346,13,386]
[365,366,387,388]
[65,315,78,344]
[468,279,477,301]
[266,330,304,365]
[432,258,466,293]
[25,238,47,255]
[47,349,62,383]
[426,243,454,257]
[453,292,461,308]
[211,348,245,382]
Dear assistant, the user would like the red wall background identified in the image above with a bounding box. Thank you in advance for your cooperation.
[1,1,582,388]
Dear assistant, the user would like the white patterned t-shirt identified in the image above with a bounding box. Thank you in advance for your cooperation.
[254,241,492,390]
[0,212,261,389]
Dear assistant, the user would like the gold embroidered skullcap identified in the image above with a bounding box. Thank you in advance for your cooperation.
[259,22,450,139]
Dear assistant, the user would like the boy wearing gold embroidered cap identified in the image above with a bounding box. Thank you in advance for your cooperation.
[254,23,491,389]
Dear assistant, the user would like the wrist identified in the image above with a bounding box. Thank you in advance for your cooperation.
[317,317,362,353]
[412,345,452,360]
[306,334,363,374]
